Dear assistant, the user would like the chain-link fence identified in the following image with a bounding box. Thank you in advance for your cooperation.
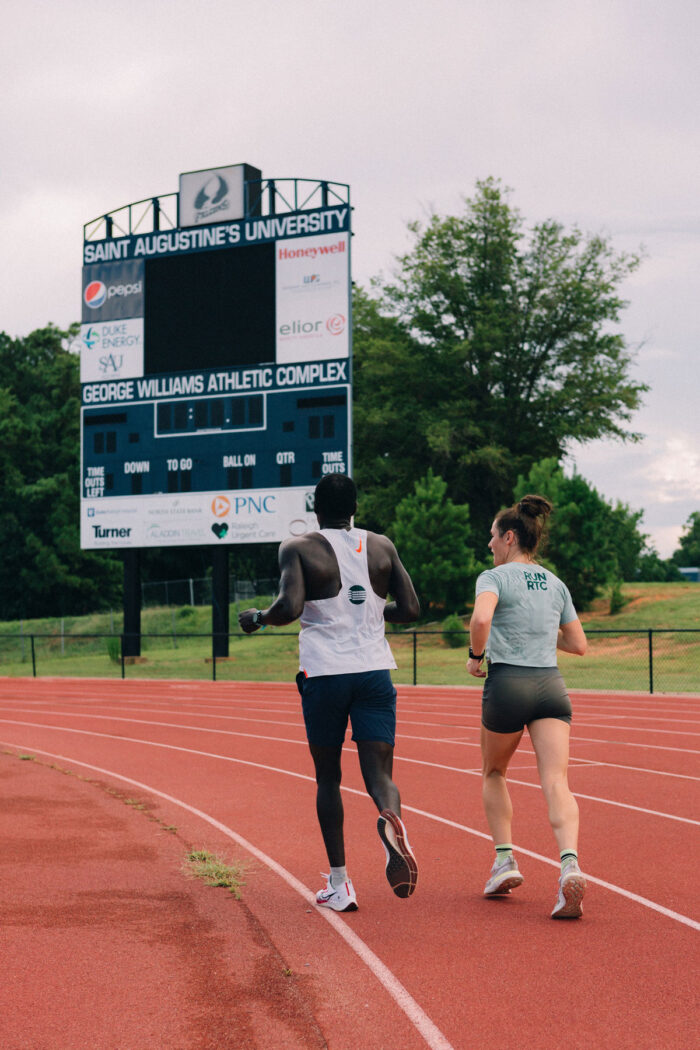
[1,628,698,692]
[141,577,279,607]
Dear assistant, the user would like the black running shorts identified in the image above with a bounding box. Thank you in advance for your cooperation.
[296,669,397,748]
[481,663,572,734]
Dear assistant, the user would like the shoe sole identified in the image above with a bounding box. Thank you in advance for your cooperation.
[484,873,524,896]
[377,809,418,898]
[551,874,586,918]
[316,897,359,913]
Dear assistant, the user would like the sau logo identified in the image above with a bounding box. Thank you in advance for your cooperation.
[211,495,231,517]
[326,314,346,336]
[348,585,366,605]
[194,174,228,210]
[84,281,107,309]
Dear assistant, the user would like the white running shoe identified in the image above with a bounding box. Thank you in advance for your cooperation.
[551,860,586,919]
[315,874,358,912]
[483,855,524,896]
[377,809,418,898]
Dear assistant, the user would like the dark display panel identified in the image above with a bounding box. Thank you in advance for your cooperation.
[144,242,275,374]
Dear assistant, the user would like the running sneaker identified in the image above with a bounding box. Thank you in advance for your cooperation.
[315,874,358,912]
[377,809,418,898]
[483,855,524,896]
[551,860,586,919]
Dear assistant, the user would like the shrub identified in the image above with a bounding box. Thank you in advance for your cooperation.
[442,613,467,648]
[106,637,121,663]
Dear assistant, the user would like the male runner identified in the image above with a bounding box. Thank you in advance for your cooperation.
[239,473,420,911]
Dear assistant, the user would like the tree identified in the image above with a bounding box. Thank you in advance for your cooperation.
[672,512,700,567]
[0,326,122,618]
[390,469,481,614]
[512,458,647,609]
[353,178,646,538]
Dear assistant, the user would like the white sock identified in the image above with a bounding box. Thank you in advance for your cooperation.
[330,865,348,888]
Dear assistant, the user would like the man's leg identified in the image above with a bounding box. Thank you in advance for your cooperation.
[356,739,401,814]
[308,743,345,867]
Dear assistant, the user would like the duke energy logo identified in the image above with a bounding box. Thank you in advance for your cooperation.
[84,281,107,309]
[348,585,366,605]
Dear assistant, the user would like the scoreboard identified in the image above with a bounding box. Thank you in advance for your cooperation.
[80,165,351,550]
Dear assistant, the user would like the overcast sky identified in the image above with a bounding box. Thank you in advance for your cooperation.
[2,0,698,556]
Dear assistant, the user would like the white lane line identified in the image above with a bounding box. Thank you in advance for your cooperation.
[569,722,700,737]
[1,721,698,931]
[0,741,453,1050]
[1,714,697,821]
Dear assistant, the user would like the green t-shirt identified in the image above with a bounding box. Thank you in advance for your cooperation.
[475,562,577,667]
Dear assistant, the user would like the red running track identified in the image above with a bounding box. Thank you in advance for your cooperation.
[0,678,698,1050]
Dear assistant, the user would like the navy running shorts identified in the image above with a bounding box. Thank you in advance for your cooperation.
[481,663,572,734]
[296,669,397,748]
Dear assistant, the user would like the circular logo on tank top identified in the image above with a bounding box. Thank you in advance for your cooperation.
[348,585,367,605]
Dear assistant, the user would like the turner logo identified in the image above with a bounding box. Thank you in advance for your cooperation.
[92,525,132,539]
[84,282,106,309]
[194,174,229,221]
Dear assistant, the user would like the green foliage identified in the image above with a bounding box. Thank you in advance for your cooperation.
[178,605,196,619]
[672,511,700,567]
[390,469,480,613]
[608,580,630,615]
[635,549,683,582]
[353,178,646,538]
[513,458,647,610]
[0,326,122,618]
[106,637,121,663]
[442,613,467,648]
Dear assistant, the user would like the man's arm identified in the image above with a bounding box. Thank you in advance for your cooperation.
[238,539,306,633]
[383,540,420,623]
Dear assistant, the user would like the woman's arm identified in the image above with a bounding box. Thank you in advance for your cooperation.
[557,618,587,656]
[468,591,498,679]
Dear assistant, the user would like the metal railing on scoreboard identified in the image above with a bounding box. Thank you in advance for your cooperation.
[83,178,351,242]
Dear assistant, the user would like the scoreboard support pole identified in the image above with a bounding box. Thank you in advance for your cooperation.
[212,548,230,659]
[123,550,141,657]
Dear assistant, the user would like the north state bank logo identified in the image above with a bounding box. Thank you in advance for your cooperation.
[84,281,107,309]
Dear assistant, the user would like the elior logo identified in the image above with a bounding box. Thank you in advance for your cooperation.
[326,314,346,336]
[194,174,229,210]
[84,281,107,309]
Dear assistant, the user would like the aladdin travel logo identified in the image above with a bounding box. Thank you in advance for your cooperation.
[194,174,230,221]
[84,281,107,309]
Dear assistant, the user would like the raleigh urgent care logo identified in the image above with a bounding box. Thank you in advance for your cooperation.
[326,314,345,336]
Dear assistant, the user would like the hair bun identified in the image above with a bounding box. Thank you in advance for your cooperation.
[518,494,552,519]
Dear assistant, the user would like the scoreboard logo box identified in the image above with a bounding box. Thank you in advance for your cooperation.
[82,260,144,322]
[179,164,261,227]
[276,233,350,363]
[80,318,144,382]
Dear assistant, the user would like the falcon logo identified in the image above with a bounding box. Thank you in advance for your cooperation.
[348,585,366,605]
[194,174,229,209]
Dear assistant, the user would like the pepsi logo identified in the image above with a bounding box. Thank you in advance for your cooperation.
[84,281,107,309]
[326,314,346,336]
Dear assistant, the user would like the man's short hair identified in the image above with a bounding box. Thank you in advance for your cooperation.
[314,474,357,519]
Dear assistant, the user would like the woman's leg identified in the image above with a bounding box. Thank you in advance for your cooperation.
[480,724,523,844]
[527,718,579,853]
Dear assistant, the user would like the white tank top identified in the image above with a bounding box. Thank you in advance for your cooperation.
[298,527,397,678]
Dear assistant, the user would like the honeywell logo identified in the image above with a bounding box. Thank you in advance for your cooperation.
[278,240,346,261]
[92,525,133,538]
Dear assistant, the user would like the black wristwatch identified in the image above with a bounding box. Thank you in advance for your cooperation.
[468,647,484,660]
[252,610,265,629]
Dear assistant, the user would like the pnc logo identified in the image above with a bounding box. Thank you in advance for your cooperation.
[194,174,229,210]
[326,314,346,336]
[84,281,107,309]
[211,495,231,517]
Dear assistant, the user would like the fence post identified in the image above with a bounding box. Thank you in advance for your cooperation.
[212,647,217,682]
[120,635,125,680]
[648,629,654,694]
[413,633,417,686]
[30,635,36,678]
